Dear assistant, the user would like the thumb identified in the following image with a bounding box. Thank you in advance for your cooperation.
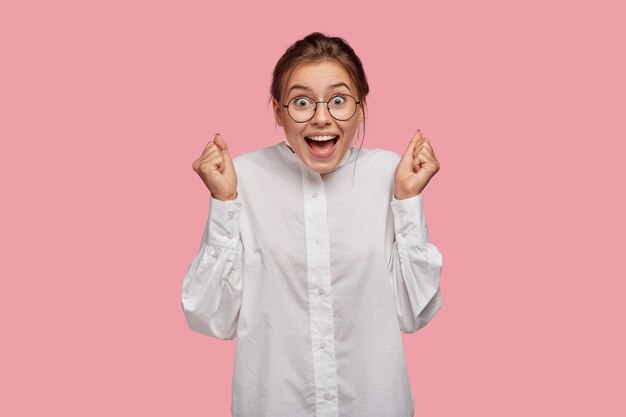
[213,133,236,178]
[398,129,422,167]
[214,133,232,160]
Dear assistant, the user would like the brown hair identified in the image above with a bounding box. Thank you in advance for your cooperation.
[269,32,369,150]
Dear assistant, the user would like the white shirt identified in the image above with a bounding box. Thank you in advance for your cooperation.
[181,141,443,417]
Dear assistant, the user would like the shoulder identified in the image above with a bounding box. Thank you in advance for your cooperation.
[230,143,302,186]
[352,147,401,169]
[231,144,281,170]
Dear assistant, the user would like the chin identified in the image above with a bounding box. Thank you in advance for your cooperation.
[308,164,336,174]
[289,136,350,174]
[303,155,342,174]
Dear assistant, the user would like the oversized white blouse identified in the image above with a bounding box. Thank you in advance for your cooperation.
[181,141,443,417]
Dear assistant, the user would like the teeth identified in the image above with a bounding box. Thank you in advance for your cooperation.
[306,135,338,141]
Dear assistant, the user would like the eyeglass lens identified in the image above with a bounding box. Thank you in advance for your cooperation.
[288,95,357,122]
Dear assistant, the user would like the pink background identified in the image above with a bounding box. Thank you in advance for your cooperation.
[2,0,624,415]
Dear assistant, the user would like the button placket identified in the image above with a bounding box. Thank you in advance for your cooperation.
[300,167,339,416]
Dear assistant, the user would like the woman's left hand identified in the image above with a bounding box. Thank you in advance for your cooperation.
[393,129,440,199]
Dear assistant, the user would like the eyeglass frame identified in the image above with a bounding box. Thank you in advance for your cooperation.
[282,93,362,123]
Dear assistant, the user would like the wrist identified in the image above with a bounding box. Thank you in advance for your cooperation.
[213,191,238,201]
[393,190,420,200]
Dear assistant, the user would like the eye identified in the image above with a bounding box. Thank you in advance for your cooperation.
[293,97,313,108]
[330,95,347,105]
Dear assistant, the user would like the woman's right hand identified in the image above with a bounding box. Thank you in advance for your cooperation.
[192,133,238,201]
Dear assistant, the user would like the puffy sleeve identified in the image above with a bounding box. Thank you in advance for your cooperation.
[181,195,244,340]
[388,193,443,333]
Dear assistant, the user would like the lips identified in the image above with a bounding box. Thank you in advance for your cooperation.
[304,135,339,158]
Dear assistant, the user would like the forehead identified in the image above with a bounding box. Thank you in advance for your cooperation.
[284,60,354,96]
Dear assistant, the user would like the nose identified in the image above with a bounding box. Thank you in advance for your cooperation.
[310,102,332,125]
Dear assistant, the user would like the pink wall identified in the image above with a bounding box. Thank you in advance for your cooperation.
[1,0,624,415]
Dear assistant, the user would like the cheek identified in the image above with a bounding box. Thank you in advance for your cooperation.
[342,124,359,141]
[284,127,305,147]
[286,125,304,138]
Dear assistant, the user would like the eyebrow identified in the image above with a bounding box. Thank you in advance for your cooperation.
[287,82,352,95]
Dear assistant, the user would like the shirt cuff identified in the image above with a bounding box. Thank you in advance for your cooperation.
[390,193,430,249]
[207,194,242,249]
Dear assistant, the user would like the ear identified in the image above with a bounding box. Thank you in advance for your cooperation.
[272,97,284,127]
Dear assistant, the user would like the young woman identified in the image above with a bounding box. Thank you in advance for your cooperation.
[182,32,443,417]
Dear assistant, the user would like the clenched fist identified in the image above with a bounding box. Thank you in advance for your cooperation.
[192,133,238,201]
[394,129,440,200]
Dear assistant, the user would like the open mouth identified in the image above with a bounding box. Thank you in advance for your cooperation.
[305,135,339,158]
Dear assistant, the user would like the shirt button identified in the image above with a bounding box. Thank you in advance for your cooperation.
[320,342,326,349]
[226,233,233,239]
[227,211,235,219]
[324,393,331,400]
[314,238,320,244]
[318,288,324,295]
[312,192,318,199]
[401,231,407,237]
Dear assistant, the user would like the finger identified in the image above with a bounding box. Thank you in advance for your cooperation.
[203,140,215,154]
[413,147,431,161]
[413,137,433,157]
[400,129,423,166]
[195,147,222,167]
[414,144,437,161]
[214,133,233,162]
[407,129,423,148]
[193,152,210,172]
[422,137,435,154]
[413,151,439,175]
[202,132,222,153]
[194,139,224,172]
[198,150,224,171]
[197,147,222,161]
[413,151,429,172]
[205,153,225,173]
[202,144,216,161]
[213,155,225,173]
[206,148,223,162]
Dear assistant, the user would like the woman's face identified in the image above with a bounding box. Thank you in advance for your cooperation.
[272,60,364,174]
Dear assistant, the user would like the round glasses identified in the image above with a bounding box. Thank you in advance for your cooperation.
[282,94,361,123]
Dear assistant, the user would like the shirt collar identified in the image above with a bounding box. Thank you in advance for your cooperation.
[276,141,354,173]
